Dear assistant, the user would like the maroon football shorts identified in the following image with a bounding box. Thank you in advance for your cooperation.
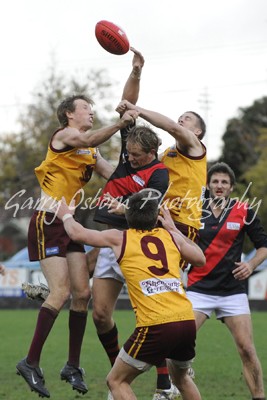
[28,211,85,261]
[123,320,196,366]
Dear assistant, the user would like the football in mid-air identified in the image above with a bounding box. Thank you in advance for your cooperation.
[95,20,130,55]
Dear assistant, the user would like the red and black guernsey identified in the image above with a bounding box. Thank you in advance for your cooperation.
[93,126,169,229]
[187,199,267,296]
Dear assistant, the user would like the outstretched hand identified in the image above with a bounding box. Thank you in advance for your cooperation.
[104,193,126,215]
[116,100,139,115]
[158,207,177,232]
[119,108,139,125]
[130,47,145,70]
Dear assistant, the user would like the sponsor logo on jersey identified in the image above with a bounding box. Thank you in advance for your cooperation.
[166,151,177,157]
[76,149,91,155]
[45,246,60,256]
[166,145,177,157]
[227,222,240,230]
[132,175,145,187]
[140,277,184,296]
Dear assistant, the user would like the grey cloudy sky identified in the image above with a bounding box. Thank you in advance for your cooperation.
[1,0,267,160]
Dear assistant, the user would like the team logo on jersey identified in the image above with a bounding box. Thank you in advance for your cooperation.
[132,175,145,187]
[76,149,91,155]
[227,222,240,230]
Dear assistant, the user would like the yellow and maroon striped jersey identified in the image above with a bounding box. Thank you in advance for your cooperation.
[117,227,195,327]
[161,144,207,230]
[35,133,97,204]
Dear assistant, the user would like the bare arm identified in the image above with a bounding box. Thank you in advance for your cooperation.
[94,151,115,180]
[54,109,139,148]
[158,208,206,266]
[117,100,203,154]
[121,47,145,105]
[65,218,121,249]
[55,197,123,251]
[233,247,267,280]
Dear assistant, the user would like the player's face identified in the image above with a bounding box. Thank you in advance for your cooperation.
[69,99,94,131]
[208,172,233,200]
[178,112,201,136]
[126,142,155,168]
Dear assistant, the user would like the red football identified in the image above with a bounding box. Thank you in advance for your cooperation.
[95,20,130,55]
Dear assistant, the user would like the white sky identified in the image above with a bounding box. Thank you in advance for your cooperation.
[1,0,267,160]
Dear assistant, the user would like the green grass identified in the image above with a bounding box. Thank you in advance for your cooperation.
[0,309,266,399]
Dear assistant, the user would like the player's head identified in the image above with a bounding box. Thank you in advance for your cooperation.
[125,189,159,230]
[57,95,94,128]
[126,125,161,168]
[207,162,236,186]
[207,162,235,200]
[178,111,206,140]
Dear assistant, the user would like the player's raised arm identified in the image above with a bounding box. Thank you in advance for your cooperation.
[117,100,204,155]
[55,109,139,148]
[158,207,205,266]
[121,47,145,105]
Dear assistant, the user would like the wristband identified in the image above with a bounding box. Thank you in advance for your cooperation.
[62,213,73,222]
[130,70,141,80]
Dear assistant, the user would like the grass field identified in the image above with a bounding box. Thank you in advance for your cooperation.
[1,309,266,400]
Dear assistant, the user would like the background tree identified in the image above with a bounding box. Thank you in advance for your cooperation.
[242,127,267,231]
[220,97,267,183]
[219,97,267,252]
[220,96,267,182]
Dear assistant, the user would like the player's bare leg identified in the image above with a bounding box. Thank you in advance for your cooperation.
[167,361,201,400]
[224,315,265,399]
[107,357,142,400]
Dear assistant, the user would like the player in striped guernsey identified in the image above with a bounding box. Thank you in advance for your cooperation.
[16,49,140,398]
[187,162,267,400]
[56,189,206,400]
[116,99,206,399]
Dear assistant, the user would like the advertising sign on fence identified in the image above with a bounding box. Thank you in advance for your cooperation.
[0,268,29,297]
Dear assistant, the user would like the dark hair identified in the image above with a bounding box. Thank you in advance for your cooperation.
[57,95,94,127]
[127,125,161,153]
[125,189,159,230]
[187,111,206,140]
[207,162,236,186]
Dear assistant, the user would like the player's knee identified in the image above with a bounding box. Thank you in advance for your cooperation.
[92,306,111,330]
[106,371,118,393]
[239,343,258,362]
[106,374,112,390]
[72,286,91,306]
[50,285,71,303]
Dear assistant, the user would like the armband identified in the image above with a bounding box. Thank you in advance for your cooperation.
[130,69,141,80]
[62,213,73,222]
